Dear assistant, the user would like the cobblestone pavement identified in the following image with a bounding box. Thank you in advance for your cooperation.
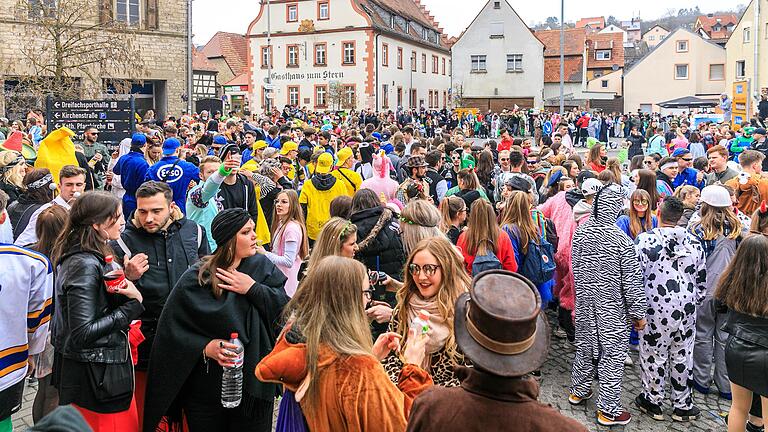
[12,312,729,431]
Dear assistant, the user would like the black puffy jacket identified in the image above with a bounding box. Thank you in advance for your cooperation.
[53,248,144,364]
[351,206,405,281]
[109,210,209,370]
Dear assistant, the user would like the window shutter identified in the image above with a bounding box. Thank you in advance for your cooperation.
[146,0,158,29]
[99,0,113,24]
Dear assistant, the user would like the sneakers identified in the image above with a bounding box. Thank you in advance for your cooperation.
[568,391,593,406]
[635,394,664,421]
[624,353,634,366]
[746,420,766,432]
[597,410,632,426]
[672,406,701,422]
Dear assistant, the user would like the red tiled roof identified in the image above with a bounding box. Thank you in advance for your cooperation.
[200,32,248,76]
[536,28,586,57]
[586,32,624,69]
[224,72,249,87]
[192,47,217,73]
[695,14,738,34]
[575,17,605,30]
[544,56,583,83]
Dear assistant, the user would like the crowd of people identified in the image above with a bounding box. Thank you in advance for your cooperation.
[1,103,768,432]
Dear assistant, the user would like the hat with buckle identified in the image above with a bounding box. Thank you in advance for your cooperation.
[454,270,550,377]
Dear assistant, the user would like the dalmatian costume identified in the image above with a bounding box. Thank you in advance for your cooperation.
[570,185,647,417]
[635,226,706,409]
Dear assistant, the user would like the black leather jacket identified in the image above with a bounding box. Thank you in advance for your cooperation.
[53,248,144,364]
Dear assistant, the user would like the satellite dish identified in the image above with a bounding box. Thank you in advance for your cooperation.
[612,64,619,71]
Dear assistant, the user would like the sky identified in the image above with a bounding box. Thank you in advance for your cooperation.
[192,0,745,44]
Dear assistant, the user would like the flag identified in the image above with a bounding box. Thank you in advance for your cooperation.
[36,127,78,183]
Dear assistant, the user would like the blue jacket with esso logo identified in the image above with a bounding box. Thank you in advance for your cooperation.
[145,156,200,214]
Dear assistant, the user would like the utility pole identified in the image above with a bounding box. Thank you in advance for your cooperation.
[266,0,272,113]
[559,0,564,114]
[187,0,193,114]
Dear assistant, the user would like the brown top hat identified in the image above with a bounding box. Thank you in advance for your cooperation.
[454,270,550,377]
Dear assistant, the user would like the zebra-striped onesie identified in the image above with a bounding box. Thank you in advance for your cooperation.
[570,185,647,417]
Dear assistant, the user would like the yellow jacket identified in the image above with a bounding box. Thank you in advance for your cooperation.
[299,175,348,240]
[332,168,363,196]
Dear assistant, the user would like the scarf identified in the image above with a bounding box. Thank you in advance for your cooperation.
[406,294,450,369]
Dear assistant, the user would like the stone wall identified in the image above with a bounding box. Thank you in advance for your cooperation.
[0,0,189,118]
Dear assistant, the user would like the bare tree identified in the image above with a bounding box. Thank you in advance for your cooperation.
[328,81,344,111]
[3,0,147,113]
[452,84,465,108]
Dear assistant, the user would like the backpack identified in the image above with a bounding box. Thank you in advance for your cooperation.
[504,220,555,287]
[471,240,502,275]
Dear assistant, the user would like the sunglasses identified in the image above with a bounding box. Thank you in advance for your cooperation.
[681,158,693,162]
[408,263,440,277]
[633,199,649,205]
[499,158,509,162]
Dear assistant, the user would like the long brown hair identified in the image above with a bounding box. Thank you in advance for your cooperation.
[270,189,309,260]
[628,189,654,238]
[51,191,121,265]
[396,237,470,364]
[284,256,373,406]
[606,157,622,183]
[499,191,539,254]
[438,195,465,233]
[714,234,768,317]
[463,199,499,255]
[32,205,68,257]
[586,143,604,166]
[636,169,660,210]
[198,219,254,298]
[692,202,742,241]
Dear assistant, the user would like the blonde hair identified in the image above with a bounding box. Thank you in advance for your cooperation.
[0,151,26,188]
[673,185,699,208]
[499,191,538,254]
[400,200,443,254]
[463,199,499,256]
[306,217,357,275]
[693,202,742,241]
[396,237,470,364]
[285,256,373,406]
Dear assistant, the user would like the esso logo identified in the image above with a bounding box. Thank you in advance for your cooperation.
[157,164,184,183]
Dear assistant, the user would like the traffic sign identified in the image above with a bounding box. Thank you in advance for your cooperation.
[264,84,276,90]
[46,97,135,152]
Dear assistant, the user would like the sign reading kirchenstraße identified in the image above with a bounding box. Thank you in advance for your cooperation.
[46,96,136,152]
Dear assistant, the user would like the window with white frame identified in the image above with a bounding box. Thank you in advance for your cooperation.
[315,44,326,66]
[343,42,355,64]
[709,64,724,80]
[490,22,503,38]
[318,1,329,20]
[595,50,611,60]
[736,60,746,78]
[506,54,523,72]
[287,4,298,22]
[675,64,689,80]
[315,86,327,107]
[676,40,688,52]
[471,55,487,72]
[288,45,299,67]
[261,46,271,68]
[116,0,140,25]
[744,27,751,43]
[343,85,356,107]
[648,35,655,41]
[288,86,299,106]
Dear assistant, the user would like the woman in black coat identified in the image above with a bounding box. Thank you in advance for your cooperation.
[715,234,768,431]
[51,192,144,431]
[143,209,288,432]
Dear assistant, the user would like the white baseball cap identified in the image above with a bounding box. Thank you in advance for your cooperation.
[581,178,604,196]
[699,185,731,207]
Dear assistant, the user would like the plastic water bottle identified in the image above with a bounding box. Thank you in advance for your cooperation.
[411,310,431,335]
[221,332,244,408]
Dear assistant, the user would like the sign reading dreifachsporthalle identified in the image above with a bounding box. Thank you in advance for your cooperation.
[46,97,136,152]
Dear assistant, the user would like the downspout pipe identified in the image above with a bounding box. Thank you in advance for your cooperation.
[375,33,380,111]
[754,0,760,117]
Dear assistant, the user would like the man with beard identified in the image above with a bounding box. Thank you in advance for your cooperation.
[111,181,210,425]
[396,155,430,204]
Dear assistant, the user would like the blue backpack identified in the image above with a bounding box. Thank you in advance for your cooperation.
[471,240,502,275]
[504,223,556,287]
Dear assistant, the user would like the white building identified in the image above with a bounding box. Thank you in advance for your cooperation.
[451,0,544,110]
[246,0,452,113]
[599,24,627,43]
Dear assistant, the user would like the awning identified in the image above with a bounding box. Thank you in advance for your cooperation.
[657,96,719,109]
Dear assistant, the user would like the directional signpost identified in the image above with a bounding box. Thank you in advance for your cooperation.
[46,97,136,152]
